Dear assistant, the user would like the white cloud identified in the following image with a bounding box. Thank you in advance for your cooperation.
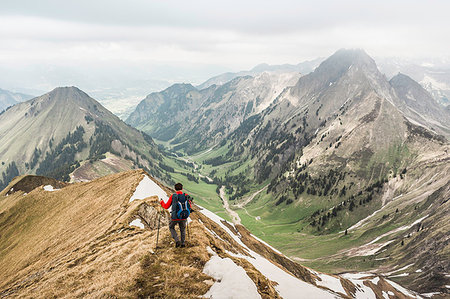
[0,1,449,93]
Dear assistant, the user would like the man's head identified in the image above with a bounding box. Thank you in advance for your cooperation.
[174,183,183,191]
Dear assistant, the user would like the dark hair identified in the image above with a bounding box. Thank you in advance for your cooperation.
[174,183,183,191]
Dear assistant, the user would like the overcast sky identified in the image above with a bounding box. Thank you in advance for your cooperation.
[1,0,449,94]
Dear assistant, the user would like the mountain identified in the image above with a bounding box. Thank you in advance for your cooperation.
[390,73,450,136]
[0,86,166,190]
[377,57,450,107]
[0,170,424,298]
[125,49,449,294]
[196,58,323,90]
[0,88,34,112]
[127,71,302,153]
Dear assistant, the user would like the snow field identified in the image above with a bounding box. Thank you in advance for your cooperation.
[385,279,422,298]
[313,272,347,295]
[129,175,169,203]
[199,206,337,298]
[203,246,261,299]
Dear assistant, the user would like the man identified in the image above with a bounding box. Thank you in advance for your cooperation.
[160,183,192,248]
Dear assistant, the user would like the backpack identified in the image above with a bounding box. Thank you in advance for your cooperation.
[171,193,191,220]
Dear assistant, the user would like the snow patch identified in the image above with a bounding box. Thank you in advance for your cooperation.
[203,253,261,299]
[384,263,414,276]
[315,273,346,295]
[367,215,428,245]
[43,185,58,191]
[422,292,441,298]
[389,273,409,278]
[385,279,420,298]
[200,206,335,298]
[341,273,378,299]
[198,205,248,251]
[228,251,335,298]
[206,246,216,256]
[129,219,144,229]
[129,175,169,203]
[375,257,389,261]
[341,273,374,280]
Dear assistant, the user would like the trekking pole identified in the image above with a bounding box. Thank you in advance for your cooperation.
[156,205,161,250]
[187,220,190,241]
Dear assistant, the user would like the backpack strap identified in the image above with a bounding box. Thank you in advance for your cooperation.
[171,193,178,219]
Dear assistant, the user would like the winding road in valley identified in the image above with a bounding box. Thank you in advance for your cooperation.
[219,186,241,225]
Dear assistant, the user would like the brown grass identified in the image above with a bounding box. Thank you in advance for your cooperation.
[0,170,158,297]
[0,170,416,298]
[0,170,279,298]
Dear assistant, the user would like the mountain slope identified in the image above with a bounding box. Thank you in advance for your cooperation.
[0,170,423,298]
[0,86,165,189]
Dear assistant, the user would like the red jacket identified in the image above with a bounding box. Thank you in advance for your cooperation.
[160,191,189,209]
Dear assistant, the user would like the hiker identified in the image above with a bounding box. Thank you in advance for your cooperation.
[160,183,192,248]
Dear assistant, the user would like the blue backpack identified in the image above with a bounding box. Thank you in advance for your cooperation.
[171,193,191,220]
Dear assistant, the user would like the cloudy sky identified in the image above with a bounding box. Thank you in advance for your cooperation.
[1,0,449,95]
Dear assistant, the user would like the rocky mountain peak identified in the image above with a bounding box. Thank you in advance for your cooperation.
[315,48,377,78]
[389,72,420,88]
[164,82,196,94]
[47,86,88,98]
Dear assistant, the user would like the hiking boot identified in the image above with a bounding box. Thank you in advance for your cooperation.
[180,243,186,248]
[175,241,181,248]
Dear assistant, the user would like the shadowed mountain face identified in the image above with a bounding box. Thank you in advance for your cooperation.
[0,86,164,189]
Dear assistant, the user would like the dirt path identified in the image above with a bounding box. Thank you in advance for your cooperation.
[219,186,241,225]
[235,185,268,208]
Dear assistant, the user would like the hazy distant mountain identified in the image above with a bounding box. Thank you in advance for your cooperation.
[196,58,323,90]
[0,87,165,189]
[390,73,450,136]
[377,57,450,107]
[127,71,302,151]
[0,88,34,111]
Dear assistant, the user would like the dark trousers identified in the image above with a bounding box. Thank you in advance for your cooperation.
[169,219,186,244]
